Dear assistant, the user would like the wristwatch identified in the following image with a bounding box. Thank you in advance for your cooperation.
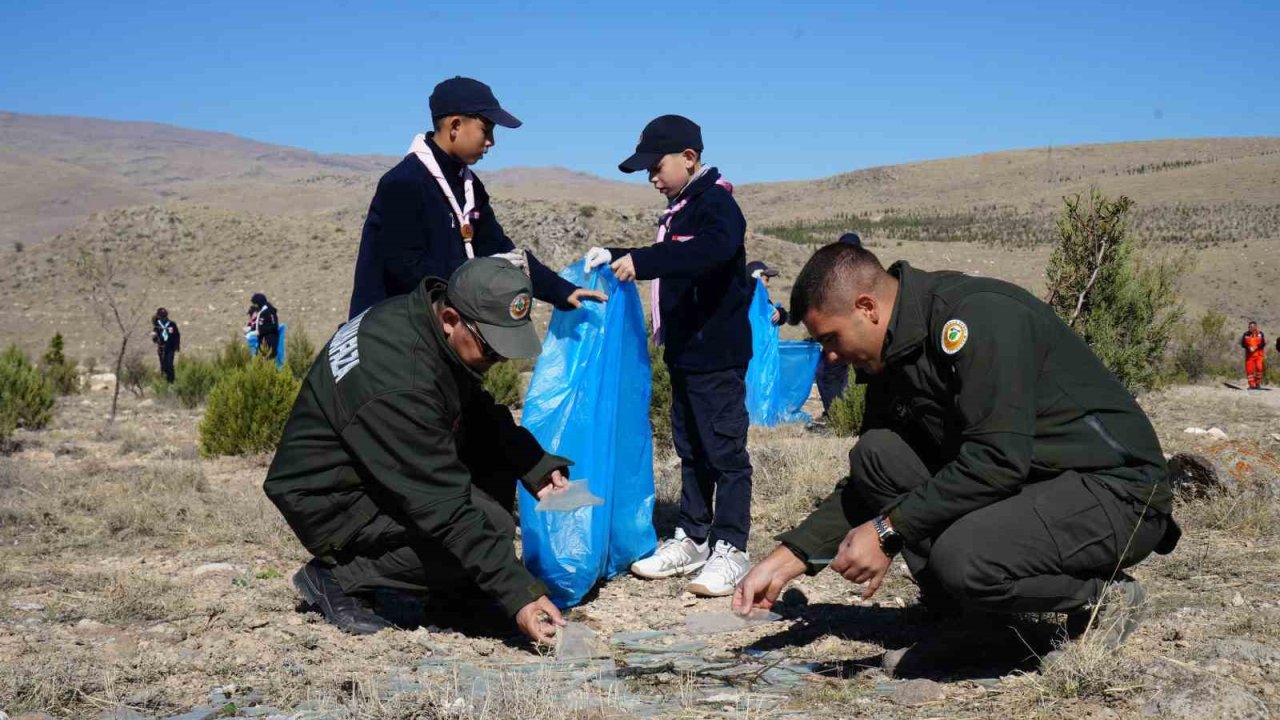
[873,515,904,557]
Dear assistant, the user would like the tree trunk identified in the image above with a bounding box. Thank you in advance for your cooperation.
[110,335,128,423]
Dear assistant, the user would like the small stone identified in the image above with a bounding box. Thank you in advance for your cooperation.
[1141,678,1269,719]
[1232,592,1246,607]
[1207,428,1229,440]
[193,563,241,577]
[891,678,946,706]
[11,602,44,611]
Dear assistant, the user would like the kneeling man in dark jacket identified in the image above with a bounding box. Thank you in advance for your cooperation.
[734,243,1180,671]
[265,257,570,643]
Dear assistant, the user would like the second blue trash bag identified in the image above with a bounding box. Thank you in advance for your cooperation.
[746,282,820,426]
[518,262,657,608]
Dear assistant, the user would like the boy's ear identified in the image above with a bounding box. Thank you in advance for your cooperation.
[681,148,700,169]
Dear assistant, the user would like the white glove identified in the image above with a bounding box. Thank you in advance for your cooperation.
[490,250,528,270]
[584,247,612,271]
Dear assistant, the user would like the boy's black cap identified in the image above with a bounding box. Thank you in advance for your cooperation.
[430,77,522,129]
[619,114,703,173]
[746,261,779,279]
[838,232,862,247]
[446,257,541,360]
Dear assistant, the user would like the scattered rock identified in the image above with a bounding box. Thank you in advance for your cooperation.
[1233,592,1247,607]
[1211,639,1280,668]
[192,562,242,577]
[1141,678,1270,719]
[11,602,44,611]
[890,678,946,706]
[1168,444,1280,496]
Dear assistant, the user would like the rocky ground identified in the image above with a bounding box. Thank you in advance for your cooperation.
[1,381,1278,719]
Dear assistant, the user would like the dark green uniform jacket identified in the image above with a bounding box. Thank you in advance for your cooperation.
[781,262,1172,559]
[263,278,567,617]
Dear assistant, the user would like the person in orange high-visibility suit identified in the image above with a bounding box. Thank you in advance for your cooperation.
[1242,321,1267,390]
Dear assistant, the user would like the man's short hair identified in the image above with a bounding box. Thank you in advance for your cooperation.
[788,242,887,324]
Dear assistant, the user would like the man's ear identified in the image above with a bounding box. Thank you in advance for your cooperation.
[439,306,460,337]
[854,293,879,323]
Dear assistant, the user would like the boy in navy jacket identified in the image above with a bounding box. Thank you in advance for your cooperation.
[349,77,606,319]
[585,115,753,597]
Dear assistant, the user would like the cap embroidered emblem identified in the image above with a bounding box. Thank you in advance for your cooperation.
[509,292,531,320]
[941,319,969,355]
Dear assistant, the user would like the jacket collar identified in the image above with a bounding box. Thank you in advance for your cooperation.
[670,166,721,206]
[424,132,467,179]
[879,261,930,368]
[410,279,484,383]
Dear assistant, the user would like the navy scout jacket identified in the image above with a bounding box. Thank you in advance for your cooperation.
[608,167,753,372]
[265,278,568,617]
[348,135,576,319]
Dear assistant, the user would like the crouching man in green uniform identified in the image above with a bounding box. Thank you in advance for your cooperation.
[264,257,570,643]
[734,243,1180,666]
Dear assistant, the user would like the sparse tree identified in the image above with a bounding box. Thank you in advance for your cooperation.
[75,246,161,422]
[1044,189,1187,392]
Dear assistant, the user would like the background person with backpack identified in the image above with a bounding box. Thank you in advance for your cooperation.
[247,293,281,359]
[151,307,180,383]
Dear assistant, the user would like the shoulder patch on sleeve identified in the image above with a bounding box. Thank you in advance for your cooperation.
[940,319,969,355]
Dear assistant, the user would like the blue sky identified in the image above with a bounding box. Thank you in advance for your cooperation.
[1,0,1276,182]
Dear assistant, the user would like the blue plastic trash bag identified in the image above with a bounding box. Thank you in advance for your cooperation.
[745,281,782,425]
[777,340,821,424]
[518,262,657,608]
[746,282,820,426]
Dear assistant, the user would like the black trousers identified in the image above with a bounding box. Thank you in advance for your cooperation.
[815,356,850,414]
[258,331,279,360]
[849,429,1168,614]
[670,367,753,551]
[157,346,176,383]
[328,472,515,607]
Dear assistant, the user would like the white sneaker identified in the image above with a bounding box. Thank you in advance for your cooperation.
[687,541,751,597]
[630,528,709,579]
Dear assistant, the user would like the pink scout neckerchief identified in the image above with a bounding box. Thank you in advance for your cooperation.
[649,169,734,345]
[408,133,477,258]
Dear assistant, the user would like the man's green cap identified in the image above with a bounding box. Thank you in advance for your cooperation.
[446,257,541,359]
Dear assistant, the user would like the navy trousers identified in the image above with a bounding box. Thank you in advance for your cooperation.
[815,356,850,414]
[669,367,753,551]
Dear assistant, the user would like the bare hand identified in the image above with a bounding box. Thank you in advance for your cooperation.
[515,596,565,645]
[534,468,570,500]
[610,255,637,282]
[829,521,892,600]
[566,288,609,308]
[732,545,806,615]
[771,308,782,325]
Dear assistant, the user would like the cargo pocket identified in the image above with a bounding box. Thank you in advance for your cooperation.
[1032,474,1119,576]
[709,405,750,466]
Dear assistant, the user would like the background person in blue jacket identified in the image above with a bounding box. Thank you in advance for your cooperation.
[584,114,754,598]
[747,260,788,326]
[348,77,607,319]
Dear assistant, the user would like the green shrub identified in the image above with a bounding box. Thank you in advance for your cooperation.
[1043,190,1185,393]
[198,359,301,457]
[483,359,525,407]
[40,333,81,395]
[285,325,318,381]
[827,381,867,437]
[0,345,56,442]
[649,342,672,454]
[171,356,220,408]
[213,335,253,374]
[1170,310,1235,382]
[119,351,154,397]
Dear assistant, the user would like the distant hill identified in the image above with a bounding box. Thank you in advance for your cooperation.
[2,111,1277,360]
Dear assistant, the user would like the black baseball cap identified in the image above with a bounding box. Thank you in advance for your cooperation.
[446,257,540,359]
[746,261,779,279]
[618,114,703,173]
[429,77,522,129]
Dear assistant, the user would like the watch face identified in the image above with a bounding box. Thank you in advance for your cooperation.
[882,532,905,556]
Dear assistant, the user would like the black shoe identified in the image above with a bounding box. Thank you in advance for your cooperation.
[1063,574,1147,649]
[292,560,395,636]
